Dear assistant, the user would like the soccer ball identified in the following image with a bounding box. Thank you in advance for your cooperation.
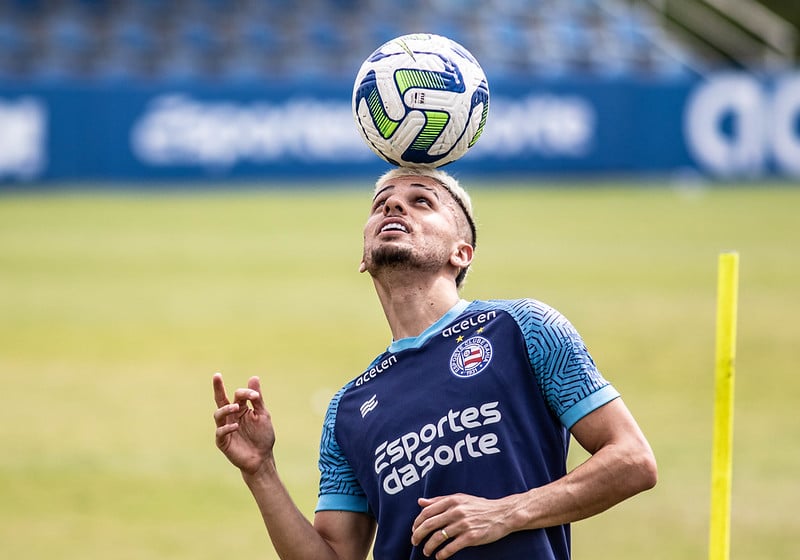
[352,33,489,168]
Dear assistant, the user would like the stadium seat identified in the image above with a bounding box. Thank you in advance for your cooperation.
[0,0,705,83]
[0,18,33,77]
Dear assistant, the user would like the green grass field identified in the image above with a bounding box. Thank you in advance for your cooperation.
[1,180,798,559]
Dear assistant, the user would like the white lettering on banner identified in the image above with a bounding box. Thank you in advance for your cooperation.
[131,95,371,167]
[0,97,46,180]
[772,75,800,176]
[684,74,766,177]
[685,73,800,177]
[131,93,595,167]
[472,95,595,158]
[374,401,502,495]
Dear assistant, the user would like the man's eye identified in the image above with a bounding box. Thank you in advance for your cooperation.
[417,197,431,205]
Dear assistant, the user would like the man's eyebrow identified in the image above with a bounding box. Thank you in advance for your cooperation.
[373,185,394,201]
[409,183,441,198]
[372,183,441,202]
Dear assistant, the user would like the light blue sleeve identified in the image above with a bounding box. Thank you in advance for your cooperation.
[495,298,620,429]
[315,384,370,514]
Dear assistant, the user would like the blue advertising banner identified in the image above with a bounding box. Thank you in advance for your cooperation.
[1,72,799,183]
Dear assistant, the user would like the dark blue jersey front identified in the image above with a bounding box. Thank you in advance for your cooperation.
[317,299,619,560]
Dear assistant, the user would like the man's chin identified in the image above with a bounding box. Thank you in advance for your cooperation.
[369,246,415,269]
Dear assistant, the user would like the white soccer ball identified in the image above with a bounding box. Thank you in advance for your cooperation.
[352,33,489,168]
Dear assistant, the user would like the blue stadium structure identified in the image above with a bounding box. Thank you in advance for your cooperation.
[0,0,704,84]
[2,0,798,183]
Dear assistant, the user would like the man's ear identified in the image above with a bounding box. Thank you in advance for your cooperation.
[450,242,474,270]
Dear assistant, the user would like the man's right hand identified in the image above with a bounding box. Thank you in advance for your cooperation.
[212,373,275,475]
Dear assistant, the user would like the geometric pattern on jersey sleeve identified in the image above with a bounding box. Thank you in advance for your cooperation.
[317,382,368,500]
[478,298,611,420]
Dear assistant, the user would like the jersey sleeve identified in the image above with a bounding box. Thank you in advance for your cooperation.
[508,298,620,429]
[315,384,371,514]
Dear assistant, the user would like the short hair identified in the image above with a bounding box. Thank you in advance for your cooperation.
[374,167,476,287]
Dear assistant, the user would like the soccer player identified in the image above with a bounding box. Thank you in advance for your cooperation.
[212,167,657,560]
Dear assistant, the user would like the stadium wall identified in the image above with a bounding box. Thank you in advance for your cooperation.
[1,72,799,184]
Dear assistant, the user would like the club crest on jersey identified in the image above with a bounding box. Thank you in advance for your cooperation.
[449,336,493,378]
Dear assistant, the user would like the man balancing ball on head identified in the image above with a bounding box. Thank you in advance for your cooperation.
[212,167,657,560]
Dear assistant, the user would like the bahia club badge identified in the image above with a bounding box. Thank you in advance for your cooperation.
[449,336,493,378]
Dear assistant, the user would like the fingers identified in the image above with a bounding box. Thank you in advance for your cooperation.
[413,520,458,559]
[247,376,266,413]
[412,496,446,533]
[213,373,264,420]
[213,397,241,450]
[412,496,475,559]
[411,496,448,549]
[233,386,261,411]
[215,419,240,446]
[213,401,239,428]
[412,495,507,559]
[212,373,266,449]
[213,373,238,430]
[429,528,457,559]
[212,372,230,407]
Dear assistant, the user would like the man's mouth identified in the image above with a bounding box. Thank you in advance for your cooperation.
[380,222,408,234]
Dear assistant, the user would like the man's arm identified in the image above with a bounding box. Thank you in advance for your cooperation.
[213,374,375,560]
[242,462,375,560]
[411,398,657,559]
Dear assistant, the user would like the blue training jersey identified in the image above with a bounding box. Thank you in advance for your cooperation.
[316,298,619,560]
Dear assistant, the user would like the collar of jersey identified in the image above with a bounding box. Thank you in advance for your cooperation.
[387,299,472,354]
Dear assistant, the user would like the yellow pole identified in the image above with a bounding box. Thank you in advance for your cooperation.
[709,252,739,560]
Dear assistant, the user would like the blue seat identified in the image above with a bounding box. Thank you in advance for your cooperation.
[0,0,706,84]
[154,44,212,83]
[109,17,159,56]
[0,17,29,53]
[236,18,284,55]
[176,19,223,56]
[45,10,96,57]
[219,47,270,84]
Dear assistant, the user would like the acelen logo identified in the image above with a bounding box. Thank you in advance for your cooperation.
[441,310,496,338]
[373,401,502,495]
[355,355,398,387]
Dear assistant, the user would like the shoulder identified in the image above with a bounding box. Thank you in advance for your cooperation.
[321,382,353,450]
[471,297,563,316]
[470,298,575,337]
[323,383,350,425]
[473,299,617,427]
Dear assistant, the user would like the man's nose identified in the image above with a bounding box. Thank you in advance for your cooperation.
[383,196,406,215]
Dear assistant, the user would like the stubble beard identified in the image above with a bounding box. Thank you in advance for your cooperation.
[370,245,415,271]
[367,244,442,277]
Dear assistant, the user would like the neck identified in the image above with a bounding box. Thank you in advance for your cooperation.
[371,273,462,341]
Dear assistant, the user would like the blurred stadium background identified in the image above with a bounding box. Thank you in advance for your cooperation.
[1,0,799,181]
[0,0,798,82]
[1,1,799,560]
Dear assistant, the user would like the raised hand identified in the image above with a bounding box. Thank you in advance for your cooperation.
[212,373,276,475]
